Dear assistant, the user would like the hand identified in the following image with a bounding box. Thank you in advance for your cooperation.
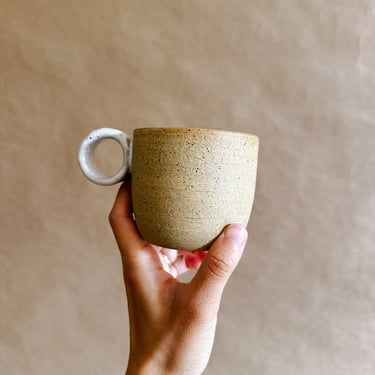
[109,181,248,375]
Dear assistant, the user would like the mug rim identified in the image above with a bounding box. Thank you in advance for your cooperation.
[133,127,259,142]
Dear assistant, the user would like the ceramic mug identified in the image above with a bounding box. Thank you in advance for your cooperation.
[78,127,259,250]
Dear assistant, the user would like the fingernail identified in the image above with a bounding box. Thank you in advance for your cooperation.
[224,225,247,247]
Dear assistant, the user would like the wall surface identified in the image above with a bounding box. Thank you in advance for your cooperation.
[1,1,374,374]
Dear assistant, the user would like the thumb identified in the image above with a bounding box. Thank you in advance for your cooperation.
[190,224,247,311]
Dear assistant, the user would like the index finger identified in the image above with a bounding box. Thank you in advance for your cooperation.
[108,180,148,257]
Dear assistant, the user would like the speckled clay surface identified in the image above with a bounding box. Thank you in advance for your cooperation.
[131,127,259,250]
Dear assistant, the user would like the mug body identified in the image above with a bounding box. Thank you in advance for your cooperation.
[131,128,259,250]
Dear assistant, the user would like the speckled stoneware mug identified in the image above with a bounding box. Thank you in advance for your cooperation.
[78,127,259,250]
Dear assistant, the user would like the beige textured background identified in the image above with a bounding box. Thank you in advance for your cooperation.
[1,1,374,374]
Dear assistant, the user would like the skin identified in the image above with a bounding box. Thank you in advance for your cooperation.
[109,181,248,375]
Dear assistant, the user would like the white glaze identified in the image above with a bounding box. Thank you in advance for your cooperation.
[78,128,131,185]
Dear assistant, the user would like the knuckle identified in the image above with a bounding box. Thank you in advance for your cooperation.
[206,254,234,278]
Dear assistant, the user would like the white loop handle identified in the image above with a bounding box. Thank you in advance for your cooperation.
[78,128,132,186]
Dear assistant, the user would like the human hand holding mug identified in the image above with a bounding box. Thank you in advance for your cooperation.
[78,126,259,374]
[109,180,249,375]
[78,127,259,250]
